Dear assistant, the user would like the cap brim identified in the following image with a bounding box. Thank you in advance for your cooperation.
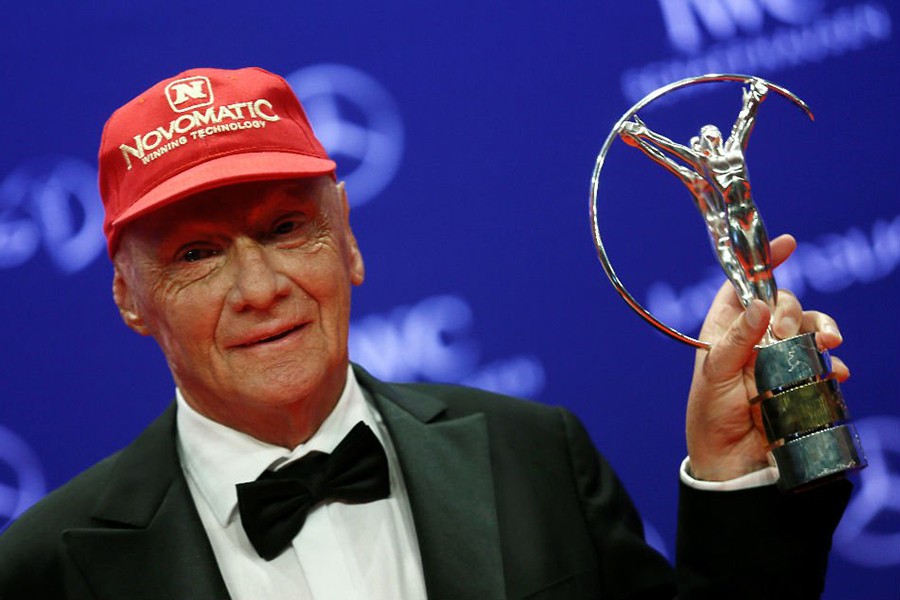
[112,150,337,228]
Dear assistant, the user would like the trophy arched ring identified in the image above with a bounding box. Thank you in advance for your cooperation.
[590,74,866,491]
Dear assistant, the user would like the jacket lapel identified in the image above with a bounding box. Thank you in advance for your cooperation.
[59,370,505,600]
[357,367,507,600]
[62,405,230,600]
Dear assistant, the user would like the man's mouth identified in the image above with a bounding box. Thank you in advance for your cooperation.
[241,325,304,347]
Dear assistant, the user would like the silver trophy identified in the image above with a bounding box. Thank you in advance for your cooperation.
[590,74,866,491]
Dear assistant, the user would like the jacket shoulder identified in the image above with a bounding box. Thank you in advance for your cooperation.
[0,402,178,599]
[0,450,121,597]
[4,450,121,536]
[399,380,565,420]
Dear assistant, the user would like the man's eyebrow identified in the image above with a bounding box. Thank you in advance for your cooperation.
[277,191,322,214]
[281,184,320,202]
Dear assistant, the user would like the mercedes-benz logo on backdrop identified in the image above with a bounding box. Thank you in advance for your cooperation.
[286,64,404,208]
[0,158,105,273]
[834,415,900,568]
[0,425,46,531]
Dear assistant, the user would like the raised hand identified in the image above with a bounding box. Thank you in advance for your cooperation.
[685,234,848,481]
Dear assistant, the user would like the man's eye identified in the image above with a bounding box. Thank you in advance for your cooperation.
[273,220,298,235]
[180,248,219,263]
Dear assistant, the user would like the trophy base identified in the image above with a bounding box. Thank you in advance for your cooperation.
[771,424,866,491]
[752,332,866,491]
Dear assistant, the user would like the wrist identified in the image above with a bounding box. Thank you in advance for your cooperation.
[687,452,771,482]
[681,457,779,490]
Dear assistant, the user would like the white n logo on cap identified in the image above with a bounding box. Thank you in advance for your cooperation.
[165,76,214,113]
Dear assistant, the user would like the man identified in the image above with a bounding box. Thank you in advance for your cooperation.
[0,67,851,599]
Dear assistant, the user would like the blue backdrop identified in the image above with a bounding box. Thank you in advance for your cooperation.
[1,2,897,597]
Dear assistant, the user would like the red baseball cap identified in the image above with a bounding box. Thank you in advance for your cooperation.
[98,67,336,256]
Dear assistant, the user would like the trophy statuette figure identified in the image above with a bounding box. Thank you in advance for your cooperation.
[590,74,866,491]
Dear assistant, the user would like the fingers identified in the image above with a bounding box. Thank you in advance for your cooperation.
[697,279,751,342]
[703,291,848,381]
[831,355,850,382]
[770,292,849,382]
[766,286,844,351]
[801,310,843,350]
[801,309,849,381]
[771,289,802,339]
[769,234,797,268]
[704,299,771,383]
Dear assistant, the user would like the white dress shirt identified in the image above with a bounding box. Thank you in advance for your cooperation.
[176,363,775,599]
[176,366,428,600]
[680,457,779,490]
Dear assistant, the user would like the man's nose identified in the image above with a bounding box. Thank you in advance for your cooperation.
[226,240,291,311]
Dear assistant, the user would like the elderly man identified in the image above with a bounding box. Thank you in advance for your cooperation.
[0,67,851,599]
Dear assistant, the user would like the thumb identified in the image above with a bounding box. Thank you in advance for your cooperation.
[706,300,771,383]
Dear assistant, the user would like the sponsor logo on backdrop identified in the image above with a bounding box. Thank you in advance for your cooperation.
[647,213,900,334]
[0,426,46,531]
[659,0,822,54]
[349,294,546,399]
[0,159,105,273]
[834,415,900,567]
[286,64,404,209]
[622,1,893,103]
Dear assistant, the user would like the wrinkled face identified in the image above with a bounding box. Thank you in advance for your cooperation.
[112,177,364,424]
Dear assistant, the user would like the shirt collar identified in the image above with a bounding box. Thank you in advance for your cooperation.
[176,365,378,527]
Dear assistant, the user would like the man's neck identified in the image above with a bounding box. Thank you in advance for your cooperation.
[177,371,348,449]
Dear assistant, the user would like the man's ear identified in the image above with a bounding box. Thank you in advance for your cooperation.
[112,264,151,336]
[336,181,365,286]
[348,229,365,287]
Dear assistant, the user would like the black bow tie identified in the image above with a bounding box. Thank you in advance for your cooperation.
[236,421,390,560]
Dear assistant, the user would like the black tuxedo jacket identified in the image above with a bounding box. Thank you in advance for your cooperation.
[0,366,850,599]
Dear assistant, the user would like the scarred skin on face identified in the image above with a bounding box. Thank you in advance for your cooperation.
[112,176,365,448]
